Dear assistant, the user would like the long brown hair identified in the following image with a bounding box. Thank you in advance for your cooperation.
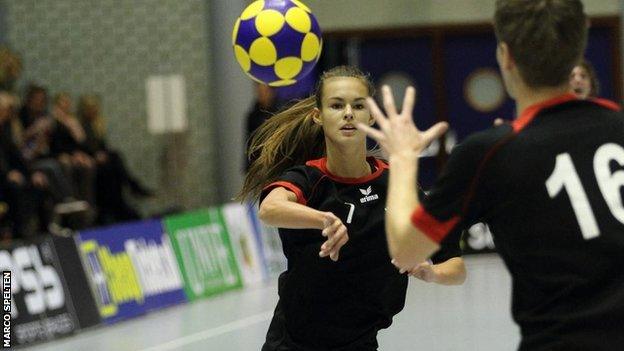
[237,65,375,202]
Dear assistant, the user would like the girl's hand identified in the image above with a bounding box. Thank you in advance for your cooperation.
[319,212,349,262]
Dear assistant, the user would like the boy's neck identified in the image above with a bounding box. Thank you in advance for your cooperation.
[514,83,571,118]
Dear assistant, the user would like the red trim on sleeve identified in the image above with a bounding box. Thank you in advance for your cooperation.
[263,181,307,205]
[589,97,621,111]
[410,205,460,243]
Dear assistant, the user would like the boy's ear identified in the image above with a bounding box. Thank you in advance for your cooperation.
[498,42,515,71]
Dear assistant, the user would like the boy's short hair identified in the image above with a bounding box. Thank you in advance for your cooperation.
[494,0,587,88]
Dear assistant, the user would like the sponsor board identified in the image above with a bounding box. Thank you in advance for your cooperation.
[76,220,187,324]
[164,208,243,301]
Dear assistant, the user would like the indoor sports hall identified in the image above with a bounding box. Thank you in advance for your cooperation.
[1,1,623,350]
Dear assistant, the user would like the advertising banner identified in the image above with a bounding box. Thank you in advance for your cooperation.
[164,208,242,301]
[461,223,497,255]
[0,237,78,346]
[76,220,187,324]
[246,204,287,279]
[221,203,265,287]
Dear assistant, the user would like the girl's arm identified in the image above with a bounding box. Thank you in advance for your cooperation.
[258,187,326,229]
[259,187,349,261]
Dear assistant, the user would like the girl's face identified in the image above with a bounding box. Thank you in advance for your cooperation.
[315,77,373,145]
[57,95,73,113]
[569,66,591,99]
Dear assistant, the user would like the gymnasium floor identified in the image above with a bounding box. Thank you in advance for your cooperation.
[22,254,520,351]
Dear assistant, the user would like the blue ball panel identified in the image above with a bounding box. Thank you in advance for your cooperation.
[310,15,322,37]
[249,63,280,83]
[235,18,260,50]
[298,60,317,79]
[272,27,306,58]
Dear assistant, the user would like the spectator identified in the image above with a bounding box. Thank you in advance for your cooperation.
[0,92,53,239]
[569,58,599,99]
[49,92,96,227]
[78,94,152,224]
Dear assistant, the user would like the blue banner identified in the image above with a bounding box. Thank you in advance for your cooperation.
[76,220,187,324]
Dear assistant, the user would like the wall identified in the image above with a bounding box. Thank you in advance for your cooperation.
[305,0,619,30]
[4,0,217,211]
[3,0,621,206]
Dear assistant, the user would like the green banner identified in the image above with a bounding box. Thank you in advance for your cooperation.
[164,208,242,300]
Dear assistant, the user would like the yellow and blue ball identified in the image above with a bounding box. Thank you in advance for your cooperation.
[232,0,322,87]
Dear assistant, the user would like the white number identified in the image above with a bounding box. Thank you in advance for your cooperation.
[546,143,624,240]
[344,202,355,224]
[546,153,599,239]
[594,144,624,223]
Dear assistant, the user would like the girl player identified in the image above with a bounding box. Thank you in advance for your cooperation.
[238,66,466,350]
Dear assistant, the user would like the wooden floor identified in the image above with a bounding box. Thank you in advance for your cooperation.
[23,254,520,351]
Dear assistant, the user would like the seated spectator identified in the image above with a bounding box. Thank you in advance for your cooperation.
[18,86,74,201]
[78,94,152,224]
[47,92,96,228]
[16,86,89,231]
[0,92,53,239]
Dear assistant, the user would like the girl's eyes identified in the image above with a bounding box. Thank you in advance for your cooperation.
[330,103,365,109]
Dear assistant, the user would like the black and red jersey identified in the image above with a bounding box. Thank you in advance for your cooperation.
[412,93,624,350]
[261,157,460,350]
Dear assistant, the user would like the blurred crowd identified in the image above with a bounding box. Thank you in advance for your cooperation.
[0,46,153,244]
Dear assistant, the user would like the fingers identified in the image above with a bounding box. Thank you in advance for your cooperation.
[366,97,390,132]
[321,215,341,237]
[401,86,417,116]
[355,123,386,143]
[421,122,449,146]
[328,234,348,261]
[319,217,348,261]
[381,85,398,118]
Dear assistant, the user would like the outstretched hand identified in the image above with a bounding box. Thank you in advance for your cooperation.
[356,85,448,158]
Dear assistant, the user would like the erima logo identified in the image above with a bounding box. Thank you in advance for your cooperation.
[359,186,379,203]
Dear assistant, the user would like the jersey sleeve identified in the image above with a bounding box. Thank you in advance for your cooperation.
[260,166,313,206]
[417,189,462,263]
[411,127,511,244]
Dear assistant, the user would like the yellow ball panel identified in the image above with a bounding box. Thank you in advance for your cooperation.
[285,7,311,33]
[241,1,265,20]
[232,18,241,46]
[255,10,285,37]
[275,57,303,79]
[269,79,297,87]
[249,37,277,66]
[291,0,312,13]
[301,33,320,62]
[234,45,251,72]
